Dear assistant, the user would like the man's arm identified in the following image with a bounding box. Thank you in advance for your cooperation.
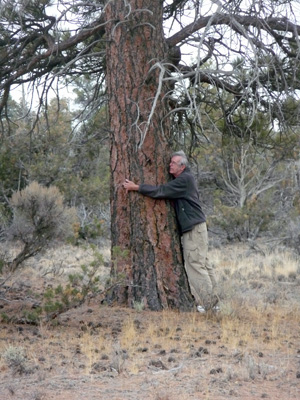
[123,179,139,192]
[123,175,188,199]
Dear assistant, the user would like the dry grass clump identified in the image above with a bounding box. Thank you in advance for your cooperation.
[211,243,300,310]
[212,244,299,282]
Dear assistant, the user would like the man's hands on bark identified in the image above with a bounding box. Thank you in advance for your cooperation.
[123,179,139,192]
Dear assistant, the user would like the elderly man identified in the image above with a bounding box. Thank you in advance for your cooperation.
[123,150,219,313]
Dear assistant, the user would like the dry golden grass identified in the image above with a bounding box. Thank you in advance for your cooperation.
[0,242,299,399]
[211,243,299,280]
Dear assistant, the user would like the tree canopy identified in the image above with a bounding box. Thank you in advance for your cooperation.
[1,0,300,135]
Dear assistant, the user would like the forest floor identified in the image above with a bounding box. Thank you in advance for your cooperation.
[0,242,300,400]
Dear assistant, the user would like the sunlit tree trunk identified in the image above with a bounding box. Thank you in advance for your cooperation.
[105,0,193,310]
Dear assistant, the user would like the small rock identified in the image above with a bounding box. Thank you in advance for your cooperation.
[198,346,209,354]
[205,339,216,345]
[137,347,148,353]
[92,362,107,372]
[210,367,223,374]
[168,356,176,363]
[149,360,167,370]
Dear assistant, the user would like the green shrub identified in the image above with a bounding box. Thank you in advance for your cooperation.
[6,181,78,272]
[3,346,27,374]
[19,246,106,323]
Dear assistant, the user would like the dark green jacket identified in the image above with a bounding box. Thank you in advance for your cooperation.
[138,168,206,233]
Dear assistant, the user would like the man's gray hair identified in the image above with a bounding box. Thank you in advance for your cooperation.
[172,150,189,166]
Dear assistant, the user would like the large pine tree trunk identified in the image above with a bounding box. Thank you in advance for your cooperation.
[105,0,193,310]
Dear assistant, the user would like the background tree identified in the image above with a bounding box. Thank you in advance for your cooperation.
[1,0,300,309]
[0,94,111,243]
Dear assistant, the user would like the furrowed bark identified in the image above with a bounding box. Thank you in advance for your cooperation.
[105,0,193,310]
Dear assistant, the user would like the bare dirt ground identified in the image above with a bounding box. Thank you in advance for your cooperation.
[0,243,300,400]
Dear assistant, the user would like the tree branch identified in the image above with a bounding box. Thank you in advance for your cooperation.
[166,14,300,48]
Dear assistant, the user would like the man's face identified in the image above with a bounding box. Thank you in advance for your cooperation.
[169,156,185,177]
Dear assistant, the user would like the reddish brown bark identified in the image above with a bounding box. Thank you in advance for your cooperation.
[105,0,193,310]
